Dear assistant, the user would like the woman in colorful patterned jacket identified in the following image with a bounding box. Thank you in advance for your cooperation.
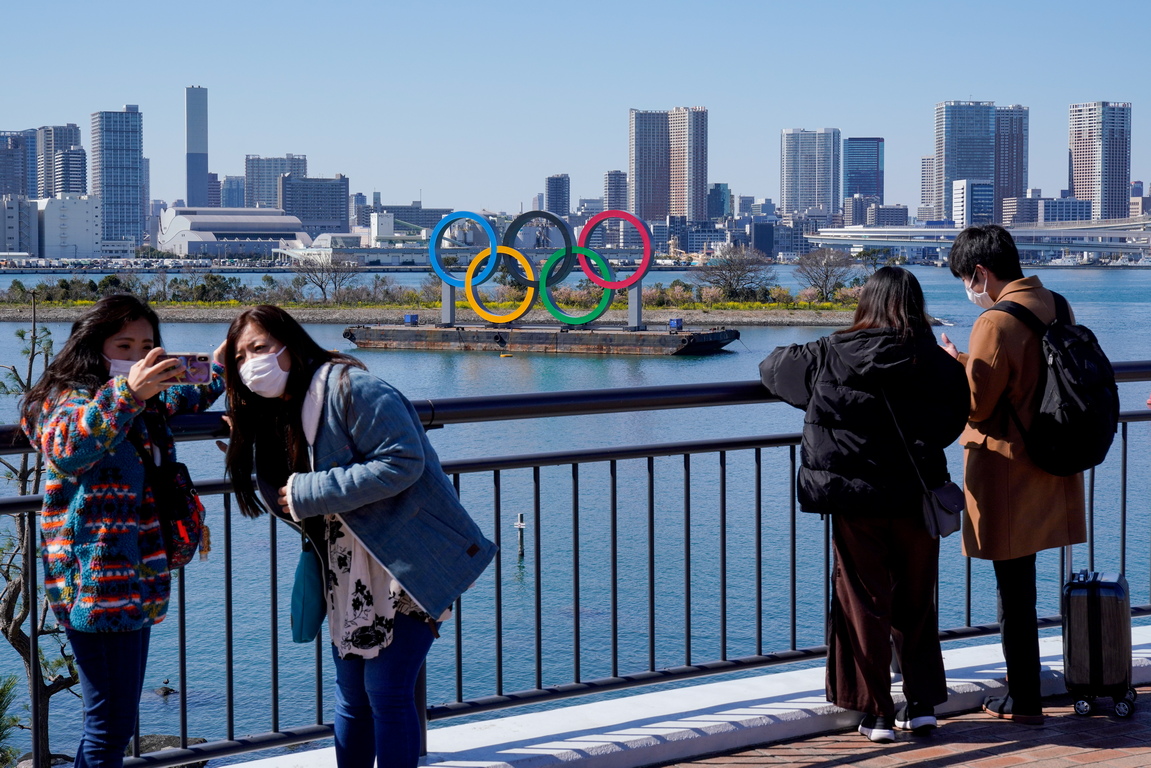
[21,294,225,768]
[221,305,496,768]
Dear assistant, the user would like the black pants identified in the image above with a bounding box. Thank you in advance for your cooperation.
[827,514,947,718]
[992,554,1041,712]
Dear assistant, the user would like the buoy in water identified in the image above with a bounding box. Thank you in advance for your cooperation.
[500,353,513,357]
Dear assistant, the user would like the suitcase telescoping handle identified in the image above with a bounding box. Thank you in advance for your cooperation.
[1064,545,1092,585]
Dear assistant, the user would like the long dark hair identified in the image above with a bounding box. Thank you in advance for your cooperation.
[21,294,161,430]
[838,266,932,339]
[223,305,364,518]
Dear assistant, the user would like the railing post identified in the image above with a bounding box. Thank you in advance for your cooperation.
[24,512,40,768]
[417,663,428,756]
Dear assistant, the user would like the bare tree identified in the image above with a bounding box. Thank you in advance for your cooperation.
[290,255,362,303]
[795,248,857,302]
[0,295,79,765]
[693,244,777,300]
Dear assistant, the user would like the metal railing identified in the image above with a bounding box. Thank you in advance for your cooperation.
[2,361,1150,767]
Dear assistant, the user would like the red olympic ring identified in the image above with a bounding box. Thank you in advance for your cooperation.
[576,210,653,290]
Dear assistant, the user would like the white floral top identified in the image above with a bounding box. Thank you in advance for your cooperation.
[324,515,432,660]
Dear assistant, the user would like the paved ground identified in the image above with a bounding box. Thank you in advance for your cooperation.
[671,686,1151,767]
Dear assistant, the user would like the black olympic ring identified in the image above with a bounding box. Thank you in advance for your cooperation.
[500,211,577,289]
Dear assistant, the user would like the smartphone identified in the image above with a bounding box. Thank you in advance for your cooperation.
[161,353,213,385]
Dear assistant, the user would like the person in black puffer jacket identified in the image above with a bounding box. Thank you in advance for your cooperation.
[760,266,970,743]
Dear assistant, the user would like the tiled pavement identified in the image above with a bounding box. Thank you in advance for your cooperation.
[670,686,1151,768]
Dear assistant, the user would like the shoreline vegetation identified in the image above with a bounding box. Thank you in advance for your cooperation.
[0,249,883,325]
[0,303,859,326]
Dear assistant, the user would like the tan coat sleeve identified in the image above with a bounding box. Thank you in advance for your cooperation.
[966,315,1011,424]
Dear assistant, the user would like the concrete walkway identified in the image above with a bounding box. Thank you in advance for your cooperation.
[235,627,1151,768]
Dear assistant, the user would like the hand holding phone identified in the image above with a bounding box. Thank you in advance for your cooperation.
[161,353,213,385]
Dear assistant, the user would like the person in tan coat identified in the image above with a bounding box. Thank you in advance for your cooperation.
[941,225,1086,725]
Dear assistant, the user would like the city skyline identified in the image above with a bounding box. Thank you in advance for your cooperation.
[2,0,1148,214]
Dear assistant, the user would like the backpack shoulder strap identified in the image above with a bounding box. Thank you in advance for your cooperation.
[989,300,1047,337]
[1050,291,1072,325]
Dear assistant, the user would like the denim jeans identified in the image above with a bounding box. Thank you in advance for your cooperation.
[66,626,151,768]
[330,612,436,768]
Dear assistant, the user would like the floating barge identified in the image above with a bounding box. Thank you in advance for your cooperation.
[342,324,740,356]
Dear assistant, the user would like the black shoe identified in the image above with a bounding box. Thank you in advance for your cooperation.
[982,695,1044,725]
[895,702,937,734]
[858,713,895,743]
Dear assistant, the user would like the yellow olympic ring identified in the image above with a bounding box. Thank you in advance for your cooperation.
[465,246,538,324]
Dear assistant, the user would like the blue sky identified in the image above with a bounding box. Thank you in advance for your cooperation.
[5,0,1148,213]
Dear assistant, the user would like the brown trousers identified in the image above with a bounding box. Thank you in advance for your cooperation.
[827,514,948,718]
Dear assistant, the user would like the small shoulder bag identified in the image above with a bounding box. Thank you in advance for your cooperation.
[127,413,207,568]
[880,392,964,538]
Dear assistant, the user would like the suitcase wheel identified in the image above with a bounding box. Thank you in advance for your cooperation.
[1115,699,1134,718]
[1074,699,1094,716]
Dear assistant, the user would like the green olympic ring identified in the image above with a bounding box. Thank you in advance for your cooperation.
[538,247,615,325]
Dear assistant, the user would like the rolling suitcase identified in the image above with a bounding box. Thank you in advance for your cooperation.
[1062,564,1136,717]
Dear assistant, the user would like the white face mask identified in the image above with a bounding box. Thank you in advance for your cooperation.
[239,346,290,398]
[104,355,136,378]
[965,273,994,309]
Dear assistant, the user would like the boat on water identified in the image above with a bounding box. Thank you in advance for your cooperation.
[342,323,740,356]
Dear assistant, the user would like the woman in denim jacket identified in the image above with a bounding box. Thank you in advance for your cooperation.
[221,305,496,768]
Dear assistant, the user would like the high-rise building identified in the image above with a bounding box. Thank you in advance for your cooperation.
[952,179,994,229]
[843,137,884,203]
[221,175,245,208]
[1132,180,1144,198]
[349,191,367,224]
[844,194,868,226]
[919,155,936,220]
[934,101,995,221]
[604,170,627,212]
[206,172,221,207]
[53,146,86,194]
[277,173,350,237]
[669,106,708,222]
[186,86,209,207]
[737,195,755,216]
[245,154,307,208]
[0,130,37,198]
[36,124,82,199]
[1069,101,1132,220]
[866,204,909,227]
[994,105,1029,222]
[707,182,731,220]
[1040,197,1092,223]
[628,109,671,222]
[780,128,841,215]
[544,173,570,217]
[91,106,145,246]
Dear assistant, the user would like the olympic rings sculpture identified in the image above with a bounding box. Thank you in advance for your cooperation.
[428,209,653,325]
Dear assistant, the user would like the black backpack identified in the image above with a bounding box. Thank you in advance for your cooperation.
[990,293,1118,476]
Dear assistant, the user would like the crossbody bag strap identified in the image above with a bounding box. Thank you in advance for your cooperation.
[879,390,929,494]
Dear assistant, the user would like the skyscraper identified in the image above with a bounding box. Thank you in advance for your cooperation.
[36,124,82,199]
[221,175,245,208]
[53,146,87,194]
[206,172,221,207]
[186,86,209,207]
[278,173,350,237]
[995,105,1029,222]
[919,155,936,219]
[91,105,145,245]
[952,179,994,228]
[544,173,570,217]
[245,154,307,208]
[780,128,841,215]
[604,170,627,211]
[669,106,708,222]
[1069,101,1132,220]
[934,101,995,221]
[0,130,37,198]
[629,109,670,222]
[707,183,731,220]
[843,137,884,203]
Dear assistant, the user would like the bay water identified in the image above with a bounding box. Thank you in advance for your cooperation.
[0,265,1148,762]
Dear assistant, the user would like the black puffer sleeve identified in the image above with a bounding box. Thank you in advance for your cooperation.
[759,340,823,411]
